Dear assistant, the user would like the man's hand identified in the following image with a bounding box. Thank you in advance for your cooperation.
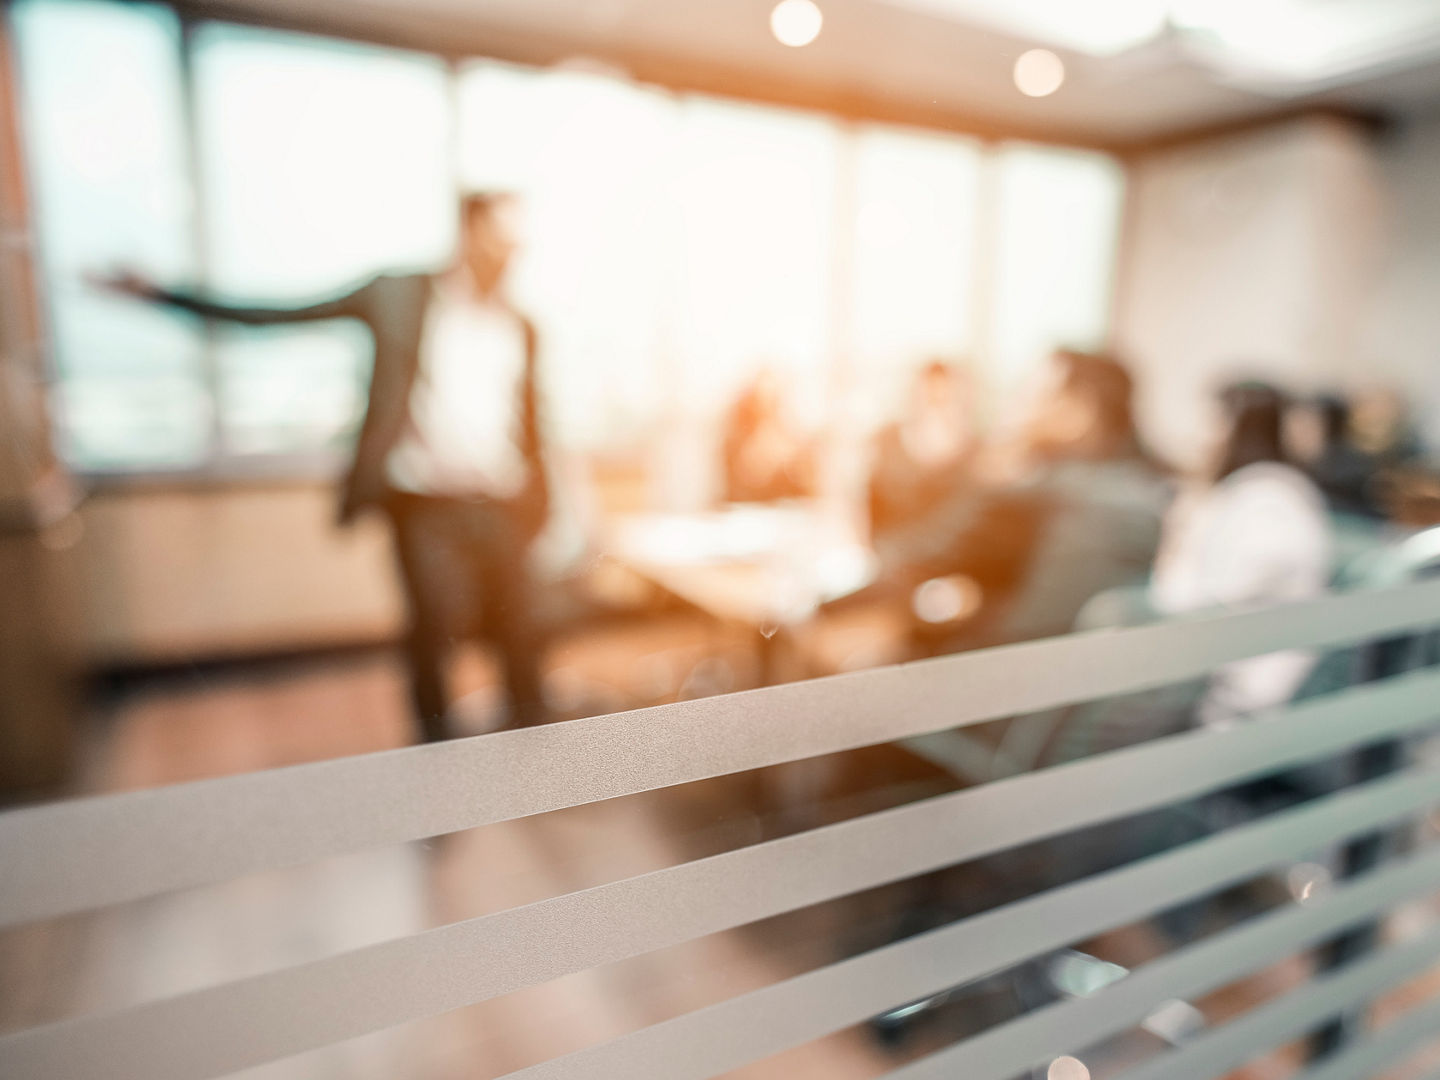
[85,268,164,302]
[337,464,386,527]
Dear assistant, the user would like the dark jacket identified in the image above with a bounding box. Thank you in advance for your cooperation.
[155,273,544,525]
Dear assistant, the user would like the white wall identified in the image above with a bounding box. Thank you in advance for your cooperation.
[1362,111,1440,449]
[1114,115,1397,469]
[75,484,403,664]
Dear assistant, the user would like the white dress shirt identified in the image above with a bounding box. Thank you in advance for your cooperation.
[386,274,529,499]
[1152,462,1334,725]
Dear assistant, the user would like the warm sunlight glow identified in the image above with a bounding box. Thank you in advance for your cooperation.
[771,0,824,47]
[1014,48,1066,97]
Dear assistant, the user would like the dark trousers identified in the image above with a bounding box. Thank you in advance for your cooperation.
[384,490,546,741]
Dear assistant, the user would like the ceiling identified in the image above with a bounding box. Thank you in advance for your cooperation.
[183,0,1440,148]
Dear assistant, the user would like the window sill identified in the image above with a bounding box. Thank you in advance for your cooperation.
[76,453,349,496]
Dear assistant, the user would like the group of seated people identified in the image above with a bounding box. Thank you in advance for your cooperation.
[846,363,1435,1045]
[725,349,1430,728]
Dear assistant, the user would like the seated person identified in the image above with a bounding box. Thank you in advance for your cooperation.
[1351,386,1424,469]
[1346,386,1433,523]
[721,371,815,503]
[876,350,1170,650]
[868,360,978,545]
[1287,393,1381,518]
[1152,381,1333,727]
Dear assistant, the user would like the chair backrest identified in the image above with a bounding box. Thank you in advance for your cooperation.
[1383,525,1440,584]
[1342,524,1440,681]
[5,581,1440,1080]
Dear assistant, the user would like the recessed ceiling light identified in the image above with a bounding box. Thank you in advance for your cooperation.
[771,0,824,47]
[1014,48,1065,96]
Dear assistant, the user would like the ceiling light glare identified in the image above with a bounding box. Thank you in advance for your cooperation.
[771,0,823,47]
[1014,47,1066,97]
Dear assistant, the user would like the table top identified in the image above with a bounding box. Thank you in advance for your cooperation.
[604,503,875,628]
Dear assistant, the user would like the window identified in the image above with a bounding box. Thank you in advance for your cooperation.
[12,0,1126,477]
[13,0,206,470]
[847,125,983,426]
[669,97,842,426]
[989,143,1127,396]
[192,25,453,458]
[456,62,677,450]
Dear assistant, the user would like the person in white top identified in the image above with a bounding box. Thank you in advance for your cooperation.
[1152,382,1334,726]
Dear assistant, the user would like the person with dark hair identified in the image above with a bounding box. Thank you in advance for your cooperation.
[1211,381,1289,477]
[873,349,1170,649]
[94,194,551,739]
[1152,380,1333,725]
[1032,349,1149,464]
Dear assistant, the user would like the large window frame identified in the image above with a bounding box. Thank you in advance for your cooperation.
[9,0,1125,482]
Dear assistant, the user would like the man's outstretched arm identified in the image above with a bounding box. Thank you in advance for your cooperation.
[90,269,372,326]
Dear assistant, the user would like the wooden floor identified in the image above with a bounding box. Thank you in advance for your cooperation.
[3,630,1439,1080]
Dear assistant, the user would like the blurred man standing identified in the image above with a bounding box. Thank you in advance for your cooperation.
[98,195,548,739]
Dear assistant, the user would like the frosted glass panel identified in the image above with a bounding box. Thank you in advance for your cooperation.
[990,144,1125,395]
[849,125,982,425]
[192,25,452,456]
[12,0,209,469]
